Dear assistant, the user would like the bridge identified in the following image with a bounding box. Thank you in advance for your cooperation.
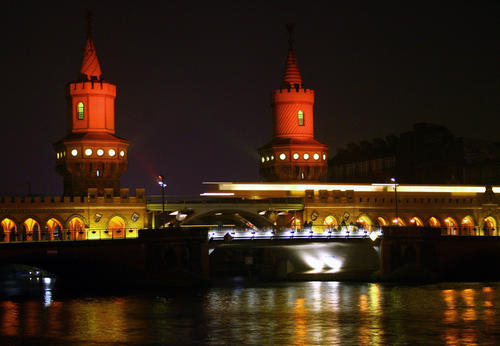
[2,226,499,284]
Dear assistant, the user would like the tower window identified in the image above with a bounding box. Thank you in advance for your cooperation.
[96,169,100,177]
[77,102,85,120]
[298,110,304,126]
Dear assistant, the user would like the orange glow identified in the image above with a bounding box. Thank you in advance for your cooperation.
[323,215,337,227]
[392,217,405,226]
[377,217,387,226]
[68,217,86,240]
[483,217,497,236]
[46,218,63,240]
[410,217,424,226]
[1,301,19,336]
[108,216,126,238]
[356,215,371,230]
[428,217,441,228]
[1,218,17,242]
[23,218,40,241]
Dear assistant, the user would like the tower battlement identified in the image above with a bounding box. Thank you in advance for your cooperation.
[68,81,116,96]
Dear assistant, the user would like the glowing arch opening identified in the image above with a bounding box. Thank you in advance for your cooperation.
[108,216,126,238]
[1,218,17,242]
[68,217,86,240]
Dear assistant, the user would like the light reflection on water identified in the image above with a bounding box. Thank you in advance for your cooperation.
[0,280,499,345]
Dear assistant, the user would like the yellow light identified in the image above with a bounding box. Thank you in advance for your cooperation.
[200,192,235,196]
[266,156,270,161]
[261,157,265,163]
[271,155,274,160]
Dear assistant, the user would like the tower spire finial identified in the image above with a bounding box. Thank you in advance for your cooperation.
[80,9,102,81]
[281,23,302,89]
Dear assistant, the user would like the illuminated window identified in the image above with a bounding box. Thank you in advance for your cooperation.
[77,102,84,120]
[323,154,326,160]
[271,155,274,160]
[96,169,100,177]
[85,148,93,156]
[120,150,125,157]
[303,153,310,160]
[261,157,265,163]
[266,156,270,161]
[293,153,299,160]
[57,153,60,159]
[279,153,286,160]
[313,153,319,160]
[97,149,104,156]
[71,149,78,157]
[298,110,304,126]
[108,149,116,157]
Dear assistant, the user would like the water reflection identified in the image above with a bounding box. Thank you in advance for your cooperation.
[0,281,499,344]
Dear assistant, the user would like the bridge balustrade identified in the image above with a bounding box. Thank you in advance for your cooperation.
[0,228,141,243]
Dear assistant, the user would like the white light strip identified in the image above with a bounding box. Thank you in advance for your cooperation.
[207,182,491,194]
[200,192,235,196]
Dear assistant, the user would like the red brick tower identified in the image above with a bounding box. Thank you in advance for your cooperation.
[54,16,129,196]
[258,26,328,181]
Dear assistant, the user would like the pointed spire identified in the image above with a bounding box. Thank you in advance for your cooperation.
[80,10,102,80]
[281,23,302,89]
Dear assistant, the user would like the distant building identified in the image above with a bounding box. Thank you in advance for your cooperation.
[328,123,500,185]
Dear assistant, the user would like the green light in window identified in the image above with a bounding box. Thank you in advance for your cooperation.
[78,102,84,120]
[298,110,304,126]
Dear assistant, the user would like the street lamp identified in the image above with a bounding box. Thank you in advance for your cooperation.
[391,177,399,225]
[157,175,166,228]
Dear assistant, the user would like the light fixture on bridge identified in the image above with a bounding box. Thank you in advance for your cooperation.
[169,210,179,215]
[258,210,266,215]
[94,213,102,222]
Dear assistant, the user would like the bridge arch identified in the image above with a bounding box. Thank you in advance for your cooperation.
[323,215,338,230]
[376,216,388,227]
[482,216,497,236]
[356,215,372,231]
[66,216,87,240]
[46,218,63,240]
[184,209,273,230]
[428,216,441,228]
[22,217,42,241]
[393,217,406,226]
[461,216,475,236]
[409,217,424,227]
[444,217,458,235]
[108,215,126,238]
[1,218,18,242]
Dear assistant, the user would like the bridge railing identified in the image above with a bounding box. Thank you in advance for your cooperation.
[206,226,384,241]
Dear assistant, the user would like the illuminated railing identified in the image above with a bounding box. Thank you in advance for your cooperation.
[206,226,384,241]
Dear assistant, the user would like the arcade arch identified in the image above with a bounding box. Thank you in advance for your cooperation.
[482,216,497,236]
[444,217,458,235]
[461,216,475,236]
[323,215,338,230]
[23,218,41,241]
[108,216,126,238]
[409,217,424,227]
[46,218,63,240]
[376,217,388,227]
[356,215,372,231]
[428,217,441,228]
[1,218,17,242]
[68,217,86,240]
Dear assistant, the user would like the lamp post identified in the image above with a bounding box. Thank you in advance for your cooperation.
[157,175,166,228]
[391,177,399,226]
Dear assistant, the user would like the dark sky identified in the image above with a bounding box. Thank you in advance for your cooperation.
[3,2,499,197]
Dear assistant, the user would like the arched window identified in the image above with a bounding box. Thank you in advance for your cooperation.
[298,110,304,126]
[77,102,85,120]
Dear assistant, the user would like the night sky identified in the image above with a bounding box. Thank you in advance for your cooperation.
[3,2,499,197]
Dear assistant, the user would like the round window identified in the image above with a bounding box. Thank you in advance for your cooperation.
[85,148,93,156]
[108,149,116,157]
[279,153,286,160]
[97,149,104,156]
[303,153,310,160]
[293,153,299,160]
[313,153,319,160]
[71,149,78,157]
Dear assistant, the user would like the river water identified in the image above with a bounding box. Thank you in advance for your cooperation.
[0,278,499,345]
